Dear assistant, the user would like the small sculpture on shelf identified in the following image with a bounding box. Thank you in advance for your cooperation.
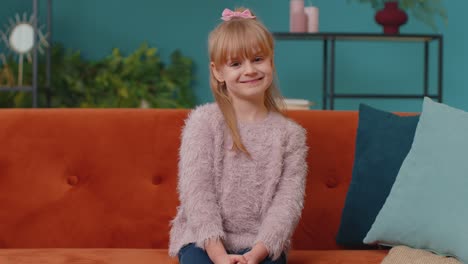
[348,0,447,33]
[375,1,408,34]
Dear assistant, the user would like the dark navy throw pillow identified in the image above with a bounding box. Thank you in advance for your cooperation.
[336,104,419,248]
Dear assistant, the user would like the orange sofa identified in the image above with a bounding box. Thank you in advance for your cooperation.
[0,109,388,263]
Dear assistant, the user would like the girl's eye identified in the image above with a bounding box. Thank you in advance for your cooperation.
[254,56,264,62]
[230,62,240,67]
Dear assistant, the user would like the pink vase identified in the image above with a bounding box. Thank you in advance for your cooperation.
[304,6,319,33]
[290,0,307,32]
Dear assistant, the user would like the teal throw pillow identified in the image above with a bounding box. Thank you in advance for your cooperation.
[336,104,419,247]
[364,97,468,263]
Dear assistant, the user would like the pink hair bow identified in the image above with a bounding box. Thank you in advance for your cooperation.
[221,8,256,21]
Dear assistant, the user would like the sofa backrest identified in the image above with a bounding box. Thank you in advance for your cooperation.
[0,109,358,250]
[288,110,358,250]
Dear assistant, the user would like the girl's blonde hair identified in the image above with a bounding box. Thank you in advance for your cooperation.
[208,8,285,155]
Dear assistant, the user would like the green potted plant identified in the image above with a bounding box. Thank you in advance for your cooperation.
[349,0,447,33]
[0,43,196,108]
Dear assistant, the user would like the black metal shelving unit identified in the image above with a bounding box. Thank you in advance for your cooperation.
[273,32,443,110]
[0,0,52,108]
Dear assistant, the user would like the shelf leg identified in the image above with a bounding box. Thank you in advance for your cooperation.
[330,37,336,110]
[322,39,328,110]
[438,36,443,103]
[423,41,429,97]
[32,0,38,108]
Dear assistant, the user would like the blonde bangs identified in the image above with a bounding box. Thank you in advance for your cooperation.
[211,20,273,66]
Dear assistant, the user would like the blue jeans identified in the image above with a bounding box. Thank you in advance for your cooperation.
[178,243,287,264]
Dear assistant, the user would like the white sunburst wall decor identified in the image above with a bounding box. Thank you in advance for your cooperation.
[0,12,49,86]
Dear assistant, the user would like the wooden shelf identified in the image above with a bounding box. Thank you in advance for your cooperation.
[273,32,443,109]
[273,32,441,42]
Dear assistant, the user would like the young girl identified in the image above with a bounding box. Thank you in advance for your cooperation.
[169,7,308,264]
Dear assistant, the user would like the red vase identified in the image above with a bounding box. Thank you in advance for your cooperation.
[375,2,408,34]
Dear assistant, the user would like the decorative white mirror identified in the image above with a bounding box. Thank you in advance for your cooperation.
[0,13,48,86]
[9,23,35,54]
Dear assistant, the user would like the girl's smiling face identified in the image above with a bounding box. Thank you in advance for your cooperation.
[212,52,273,102]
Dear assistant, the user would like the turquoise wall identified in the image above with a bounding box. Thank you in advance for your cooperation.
[1,0,465,112]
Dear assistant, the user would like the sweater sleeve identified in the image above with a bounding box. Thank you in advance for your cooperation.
[177,107,225,249]
[255,125,308,260]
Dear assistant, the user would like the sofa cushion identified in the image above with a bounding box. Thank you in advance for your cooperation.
[336,104,419,247]
[0,249,178,264]
[382,246,461,264]
[364,97,468,263]
[0,109,185,249]
[0,248,388,264]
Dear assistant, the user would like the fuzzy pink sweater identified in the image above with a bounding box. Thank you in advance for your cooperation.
[168,103,308,260]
